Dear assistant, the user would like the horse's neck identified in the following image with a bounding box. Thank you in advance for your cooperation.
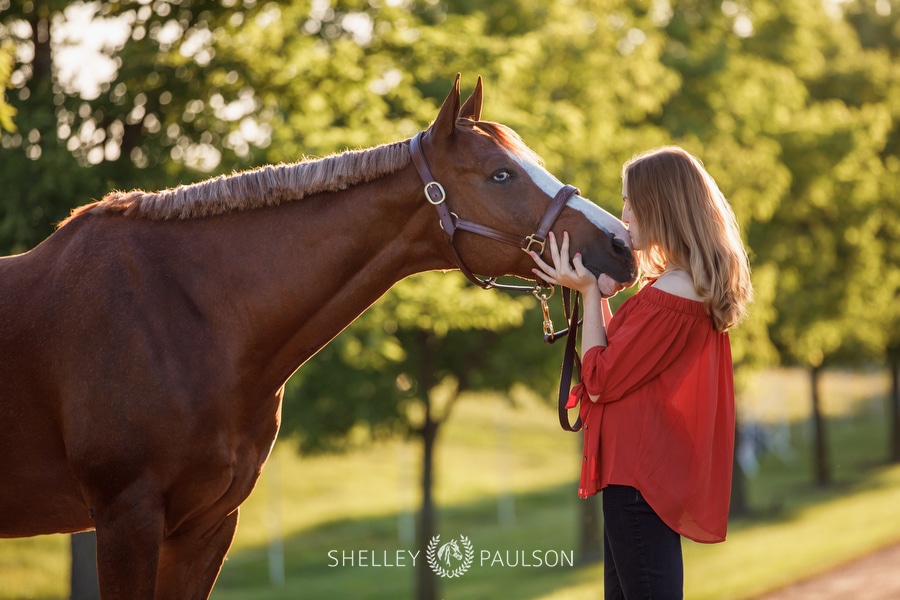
[199,168,445,391]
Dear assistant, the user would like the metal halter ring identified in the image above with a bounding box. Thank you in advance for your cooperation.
[439,211,459,232]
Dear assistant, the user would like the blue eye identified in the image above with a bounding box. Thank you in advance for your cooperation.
[492,170,512,183]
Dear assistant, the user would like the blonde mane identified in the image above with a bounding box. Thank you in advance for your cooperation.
[60,139,411,226]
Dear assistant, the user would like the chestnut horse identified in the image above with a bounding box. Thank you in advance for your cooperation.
[0,76,634,598]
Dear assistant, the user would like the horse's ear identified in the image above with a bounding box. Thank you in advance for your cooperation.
[460,76,483,121]
[431,73,461,138]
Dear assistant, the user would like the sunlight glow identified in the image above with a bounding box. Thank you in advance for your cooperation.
[52,3,131,100]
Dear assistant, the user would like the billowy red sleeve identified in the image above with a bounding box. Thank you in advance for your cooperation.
[576,292,701,404]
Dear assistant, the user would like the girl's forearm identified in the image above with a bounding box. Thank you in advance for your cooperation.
[580,286,609,354]
[581,289,612,403]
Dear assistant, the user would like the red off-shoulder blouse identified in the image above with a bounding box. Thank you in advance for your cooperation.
[567,284,735,544]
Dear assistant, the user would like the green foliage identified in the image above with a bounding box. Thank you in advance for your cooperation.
[0,42,15,133]
[281,272,555,453]
[649,0,899,371]
[0,1,270,253]
[841,0,900,361]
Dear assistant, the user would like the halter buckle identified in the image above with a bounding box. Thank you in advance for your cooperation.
[424,181,446,205]
[522,234,546,255]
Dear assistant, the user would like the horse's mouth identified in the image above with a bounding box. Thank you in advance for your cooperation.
[584,263,638,287]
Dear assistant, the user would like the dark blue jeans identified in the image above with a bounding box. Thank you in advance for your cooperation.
[602,485,683,599]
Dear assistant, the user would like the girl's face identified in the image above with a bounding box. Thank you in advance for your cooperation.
[621,178,642,250]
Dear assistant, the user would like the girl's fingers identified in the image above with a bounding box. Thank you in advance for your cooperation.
[548,232,563,269]
[530,250,551,271]
[529,251,557,284]
[532,269,556,285]
[572,251,582,271]
[551,234,572,277]
[532,231,589,289]
[572,251,590,277]
[556,232,579,279]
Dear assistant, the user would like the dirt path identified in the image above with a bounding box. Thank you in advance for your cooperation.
[755,541,900,599]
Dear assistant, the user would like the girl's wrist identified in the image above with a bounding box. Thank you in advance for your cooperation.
[580,282,601,302]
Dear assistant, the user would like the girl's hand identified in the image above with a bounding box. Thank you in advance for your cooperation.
[529,231,599,296]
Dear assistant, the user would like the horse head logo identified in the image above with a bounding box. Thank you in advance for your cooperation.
[437,538,464,567]
[426,534,474,578]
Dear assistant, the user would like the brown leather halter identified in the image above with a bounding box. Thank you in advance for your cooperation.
[409,131,579,293]
[409,131,584,432]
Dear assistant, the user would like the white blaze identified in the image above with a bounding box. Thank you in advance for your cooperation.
[508,151,633,251]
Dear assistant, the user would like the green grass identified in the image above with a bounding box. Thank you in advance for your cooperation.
[1,368,898,599]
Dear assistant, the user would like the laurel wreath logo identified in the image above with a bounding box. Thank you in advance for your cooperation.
[425,534,474,578]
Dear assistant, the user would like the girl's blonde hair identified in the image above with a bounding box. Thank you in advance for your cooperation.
[623,146,752,332]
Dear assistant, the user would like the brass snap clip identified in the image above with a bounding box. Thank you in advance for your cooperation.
[533,286,555,338]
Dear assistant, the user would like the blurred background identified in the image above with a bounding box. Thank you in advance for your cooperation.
[0,0,898,598]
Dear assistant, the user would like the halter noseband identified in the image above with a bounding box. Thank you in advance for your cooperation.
[408,131,579,293]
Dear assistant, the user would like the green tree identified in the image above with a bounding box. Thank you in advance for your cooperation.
[1,1,100,253]
[0,0,267,253]
[740,0,894,485]
[842,0,900,464]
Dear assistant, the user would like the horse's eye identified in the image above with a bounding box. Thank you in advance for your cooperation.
[492,170,512,183]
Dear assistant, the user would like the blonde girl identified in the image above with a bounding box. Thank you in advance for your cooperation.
[531,146,752,599]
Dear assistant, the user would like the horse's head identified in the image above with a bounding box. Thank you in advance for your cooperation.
[415,75,636,288]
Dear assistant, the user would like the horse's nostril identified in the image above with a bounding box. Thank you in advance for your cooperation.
[613,237,630,254]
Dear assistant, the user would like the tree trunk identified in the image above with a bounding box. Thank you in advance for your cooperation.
[889,351,900,464]
[415,331,439,600]
[70,532,100,600]
[810,365,831,486]
[576,430,602,565]
[29,14,52,82]
[415,415,439,600]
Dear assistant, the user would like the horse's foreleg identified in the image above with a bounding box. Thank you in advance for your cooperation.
[93,493,166,600]
[155,509,240,600]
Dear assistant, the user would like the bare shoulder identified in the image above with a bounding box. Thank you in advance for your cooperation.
[652,270,703,301]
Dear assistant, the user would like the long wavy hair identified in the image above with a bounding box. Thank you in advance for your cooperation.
[623,146,753,332]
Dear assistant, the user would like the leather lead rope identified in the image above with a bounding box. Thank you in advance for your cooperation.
[555,288,583,432]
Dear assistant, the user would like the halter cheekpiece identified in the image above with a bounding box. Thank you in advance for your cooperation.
[408,131,579,292]
[408,131,584,433]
